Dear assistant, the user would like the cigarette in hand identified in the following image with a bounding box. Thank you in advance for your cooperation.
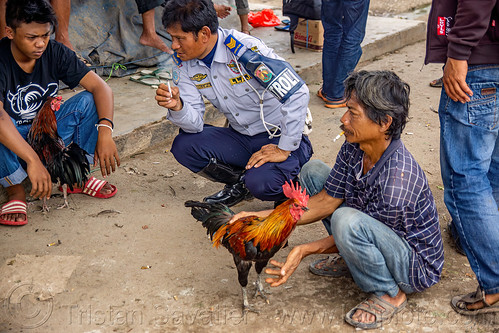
[167,80,172,95]
[333,131,345,142]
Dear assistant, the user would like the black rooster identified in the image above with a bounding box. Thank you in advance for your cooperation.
[27,96,90,210]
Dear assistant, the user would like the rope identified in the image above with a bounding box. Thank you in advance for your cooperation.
[104,63,128,82]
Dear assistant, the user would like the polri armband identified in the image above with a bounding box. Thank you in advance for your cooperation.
[224,34,304,103]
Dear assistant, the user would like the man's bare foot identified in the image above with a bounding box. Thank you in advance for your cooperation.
[214,4,231,19]
[351,290,406,325]
[1,184,27,223]
[466,292,499,310]
[239,14,250,35]
[99,182,114,195]
[139,32,173,54]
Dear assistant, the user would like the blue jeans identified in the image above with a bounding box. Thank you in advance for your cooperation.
[321,0,370,101]
[438,64,499,295]
[0,91,98,187]
[300,160,414,297]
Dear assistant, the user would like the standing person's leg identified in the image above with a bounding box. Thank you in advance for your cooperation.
[439,65,499,312]
[235,0,250,34]
[330,0,369,102]
[134,0,172,54]
[320,0,343,105]
[51,0,73,50]
[330,207,413,328]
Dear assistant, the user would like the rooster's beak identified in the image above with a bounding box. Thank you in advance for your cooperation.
[302,206,309,211]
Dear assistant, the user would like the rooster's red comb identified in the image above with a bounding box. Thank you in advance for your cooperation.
[50,96,62,111]
[282,181,309,205]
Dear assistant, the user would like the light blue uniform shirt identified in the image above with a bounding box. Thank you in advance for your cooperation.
[167,28,310,152]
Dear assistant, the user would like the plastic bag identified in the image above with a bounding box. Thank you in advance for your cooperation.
[248,9,281,28]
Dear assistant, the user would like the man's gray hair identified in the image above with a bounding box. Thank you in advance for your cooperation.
[344,70,410,140]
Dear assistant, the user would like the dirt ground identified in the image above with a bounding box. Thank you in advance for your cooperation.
[1,3,498,333]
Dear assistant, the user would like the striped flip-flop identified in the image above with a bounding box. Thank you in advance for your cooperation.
[61,176,117,199]
[0,200,28,226]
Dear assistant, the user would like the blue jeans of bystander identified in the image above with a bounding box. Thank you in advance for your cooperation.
[0,91,98,188]
[299,159,414,297]
[438,64,499,295]
[321,0,370,101]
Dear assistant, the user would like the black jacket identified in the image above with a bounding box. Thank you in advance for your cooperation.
[425,0,499,64]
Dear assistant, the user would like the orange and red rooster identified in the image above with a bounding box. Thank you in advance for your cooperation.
[185,181,309,313]
[27,96,90,211]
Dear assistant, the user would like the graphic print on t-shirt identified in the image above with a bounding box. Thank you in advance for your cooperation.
[7,82,58,125]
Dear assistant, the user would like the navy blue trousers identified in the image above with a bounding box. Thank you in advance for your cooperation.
[171,126,313,202]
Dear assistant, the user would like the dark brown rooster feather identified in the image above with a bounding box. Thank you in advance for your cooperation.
[27,96,90,190]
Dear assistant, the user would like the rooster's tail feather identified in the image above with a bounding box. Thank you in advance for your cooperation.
[184,200,234,238]
[49,143,90,190]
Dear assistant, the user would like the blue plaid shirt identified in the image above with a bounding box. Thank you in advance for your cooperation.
[325,140,443,292]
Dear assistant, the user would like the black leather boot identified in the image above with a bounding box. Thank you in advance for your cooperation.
[197,158,253,207]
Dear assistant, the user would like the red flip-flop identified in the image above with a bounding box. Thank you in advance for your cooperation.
[0,200,28,226]
[59,176,117,199]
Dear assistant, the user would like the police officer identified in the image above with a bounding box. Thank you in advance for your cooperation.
[155,0,313,207]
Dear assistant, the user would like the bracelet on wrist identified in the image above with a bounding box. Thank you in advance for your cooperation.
[97,117,114,129]
[95,123,114,133]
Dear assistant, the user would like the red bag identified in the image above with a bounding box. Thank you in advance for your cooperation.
[248,9,281,28]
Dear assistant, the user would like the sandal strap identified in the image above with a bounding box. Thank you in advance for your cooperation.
[1,200,27,214]
[325,254,343,265]
[82,177,107,197]
[456,286,490,309]
[354,295,398,321]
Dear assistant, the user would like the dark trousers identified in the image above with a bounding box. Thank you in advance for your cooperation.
[170,126,313,201]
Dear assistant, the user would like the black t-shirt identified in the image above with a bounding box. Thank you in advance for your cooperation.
[0,37,90,125]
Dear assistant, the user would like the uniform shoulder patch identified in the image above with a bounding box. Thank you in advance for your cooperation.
[224,34,243,56]
[171,52,182,67]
